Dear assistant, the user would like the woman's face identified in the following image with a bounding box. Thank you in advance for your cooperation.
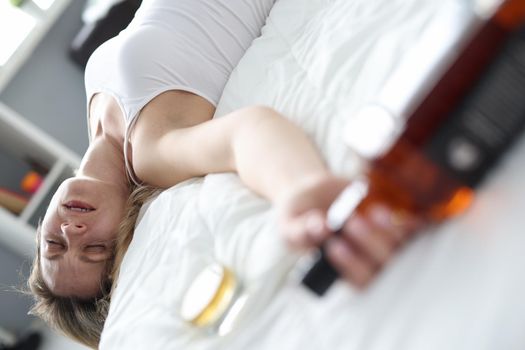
[40,176,126,299]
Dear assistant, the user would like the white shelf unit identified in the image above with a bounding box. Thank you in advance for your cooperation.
[0,102,80,257]
[0,0,72,93]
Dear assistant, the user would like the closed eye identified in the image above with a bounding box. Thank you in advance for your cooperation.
[46,239,65,248]
[85,245,106,252]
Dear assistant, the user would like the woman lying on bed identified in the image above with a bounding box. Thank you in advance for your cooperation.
[26,0,419,348]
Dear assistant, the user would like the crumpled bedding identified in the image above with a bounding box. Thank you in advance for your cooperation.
[100,0,525,349]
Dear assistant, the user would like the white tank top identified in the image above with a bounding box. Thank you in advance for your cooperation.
[85,0,275,184]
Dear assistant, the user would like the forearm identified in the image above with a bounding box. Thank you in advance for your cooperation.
[231,106,330,202]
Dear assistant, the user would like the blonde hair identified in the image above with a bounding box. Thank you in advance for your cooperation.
[27,184,159,349]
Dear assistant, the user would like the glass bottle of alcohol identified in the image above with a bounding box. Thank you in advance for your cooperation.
[302,0,525,296]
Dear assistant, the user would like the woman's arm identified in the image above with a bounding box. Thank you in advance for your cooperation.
[131,105,417,288]
[132,105,329,202]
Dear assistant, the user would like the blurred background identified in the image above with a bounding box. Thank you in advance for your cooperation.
[0,0,139,348]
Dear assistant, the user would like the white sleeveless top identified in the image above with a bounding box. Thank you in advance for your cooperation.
[85,0,275,184]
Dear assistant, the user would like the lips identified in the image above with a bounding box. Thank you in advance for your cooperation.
[63,200,96,213]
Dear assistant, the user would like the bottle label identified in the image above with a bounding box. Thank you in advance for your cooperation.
[426,26,525,187]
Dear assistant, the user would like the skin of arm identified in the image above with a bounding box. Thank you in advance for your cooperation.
[131,105,330,202]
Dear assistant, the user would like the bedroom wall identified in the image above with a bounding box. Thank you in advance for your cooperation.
[0,0,88,345]
[0,0,89,156]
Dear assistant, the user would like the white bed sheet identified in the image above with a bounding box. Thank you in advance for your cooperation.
[100,0,525,349]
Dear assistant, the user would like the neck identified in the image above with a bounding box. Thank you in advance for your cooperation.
[78,94,129,197]
[77,134,130,197]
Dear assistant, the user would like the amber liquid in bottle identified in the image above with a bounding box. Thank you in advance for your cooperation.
[302,0,525,296]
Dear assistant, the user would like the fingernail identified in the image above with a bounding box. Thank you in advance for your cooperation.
[370,205,408,227]
[327,238,349,259]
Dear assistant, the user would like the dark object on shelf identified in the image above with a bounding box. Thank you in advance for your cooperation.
[0,331,42,350]
[69,0,142,68]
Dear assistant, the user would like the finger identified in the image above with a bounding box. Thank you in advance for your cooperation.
[281,209,331,250]
[325,237,375,288]
[367,204,424,242]
[343,215,394,266]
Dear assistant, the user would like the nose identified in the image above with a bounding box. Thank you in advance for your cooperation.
[60,222,87,236]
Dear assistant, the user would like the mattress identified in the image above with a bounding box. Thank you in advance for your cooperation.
[100,0,525,349]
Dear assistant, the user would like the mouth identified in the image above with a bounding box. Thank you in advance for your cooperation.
[63,200,96,213]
